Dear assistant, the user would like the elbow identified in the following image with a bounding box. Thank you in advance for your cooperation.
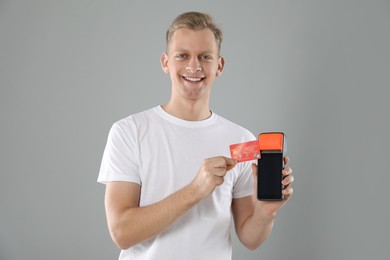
[243,241,262,251]
[237,233,264,251]
[109,226,135,250]
[114,238,132,251]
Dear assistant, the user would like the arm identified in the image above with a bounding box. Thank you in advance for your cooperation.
[231,195,276,250]
[105,181,200,249]
[104,156,237,249]
[232,157,294,250]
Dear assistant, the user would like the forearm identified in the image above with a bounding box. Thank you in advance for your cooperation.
[108,183,200,249]
[237,203,277,250]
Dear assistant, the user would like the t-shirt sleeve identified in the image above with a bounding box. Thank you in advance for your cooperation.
[232,160,255,199]
[97,121,141,184]
[232,128,256,199]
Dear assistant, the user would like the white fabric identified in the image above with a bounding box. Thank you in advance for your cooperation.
[98,106,256,260]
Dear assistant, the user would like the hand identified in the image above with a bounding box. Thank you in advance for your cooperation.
[191,156,238,200]
[252,156,294,216]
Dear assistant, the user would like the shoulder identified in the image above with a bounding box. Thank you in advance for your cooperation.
[113,107,158,130]
[108,107,158,141]
[214,113,255,140]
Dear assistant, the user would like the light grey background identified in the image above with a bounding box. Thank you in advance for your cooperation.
[1,0,389,259]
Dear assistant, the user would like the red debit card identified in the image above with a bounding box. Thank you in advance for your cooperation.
[230,140,260,162]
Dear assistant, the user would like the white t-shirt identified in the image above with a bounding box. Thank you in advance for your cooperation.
[98,106,256,260]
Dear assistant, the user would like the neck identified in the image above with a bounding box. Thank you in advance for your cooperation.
[162,98,211,121]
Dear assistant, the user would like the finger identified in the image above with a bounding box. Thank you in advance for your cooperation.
[251,163,257,175]
[210,156,237,168]
[225,157,238,171]
[282,175,294,186]
[214,175,225,186]
[251,163,258,192]
[284,156,289,165]
[206,157,237,171]
[225,157,238,167]
[282,167,292,176]
[213,167,229,177]
[282,186,293,196]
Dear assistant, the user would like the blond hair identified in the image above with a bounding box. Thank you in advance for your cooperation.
[166,11,223,53]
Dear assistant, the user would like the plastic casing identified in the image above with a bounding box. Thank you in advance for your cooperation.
[257,132,286,201]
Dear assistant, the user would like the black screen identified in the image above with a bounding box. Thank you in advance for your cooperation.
[257,152,284,200]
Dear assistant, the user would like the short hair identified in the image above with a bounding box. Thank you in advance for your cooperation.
[166,11,223,53]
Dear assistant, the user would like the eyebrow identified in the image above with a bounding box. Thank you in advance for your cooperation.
[173,48,216,54]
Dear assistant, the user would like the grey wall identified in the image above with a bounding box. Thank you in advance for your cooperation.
[1,0,389,259]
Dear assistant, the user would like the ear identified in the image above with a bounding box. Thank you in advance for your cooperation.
[160,52,169,74]
[216,56,225,77]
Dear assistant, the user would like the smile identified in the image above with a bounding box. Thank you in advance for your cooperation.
[182,76,205,82]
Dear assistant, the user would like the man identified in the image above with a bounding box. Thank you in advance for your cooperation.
[98,11,294,260]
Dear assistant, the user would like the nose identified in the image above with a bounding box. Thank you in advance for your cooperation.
[186,58,202,73]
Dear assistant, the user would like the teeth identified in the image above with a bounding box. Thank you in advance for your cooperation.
[184,77,202,82]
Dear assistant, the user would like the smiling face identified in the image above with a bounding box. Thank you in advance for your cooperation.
[161,28,224,102]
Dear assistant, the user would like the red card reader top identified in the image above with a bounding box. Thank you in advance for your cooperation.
[258,133,284,151]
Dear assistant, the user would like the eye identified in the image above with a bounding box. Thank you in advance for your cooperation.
[199,55,212,61]
[175,53,187,59]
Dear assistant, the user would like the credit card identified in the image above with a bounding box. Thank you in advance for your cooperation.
[230,140,260,162]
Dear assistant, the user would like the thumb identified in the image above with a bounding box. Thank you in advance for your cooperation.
[252,163,257,181]
[251,163,258,188]
[251,163,257,176]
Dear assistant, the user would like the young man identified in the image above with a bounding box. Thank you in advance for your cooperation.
[98,11,294,260]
